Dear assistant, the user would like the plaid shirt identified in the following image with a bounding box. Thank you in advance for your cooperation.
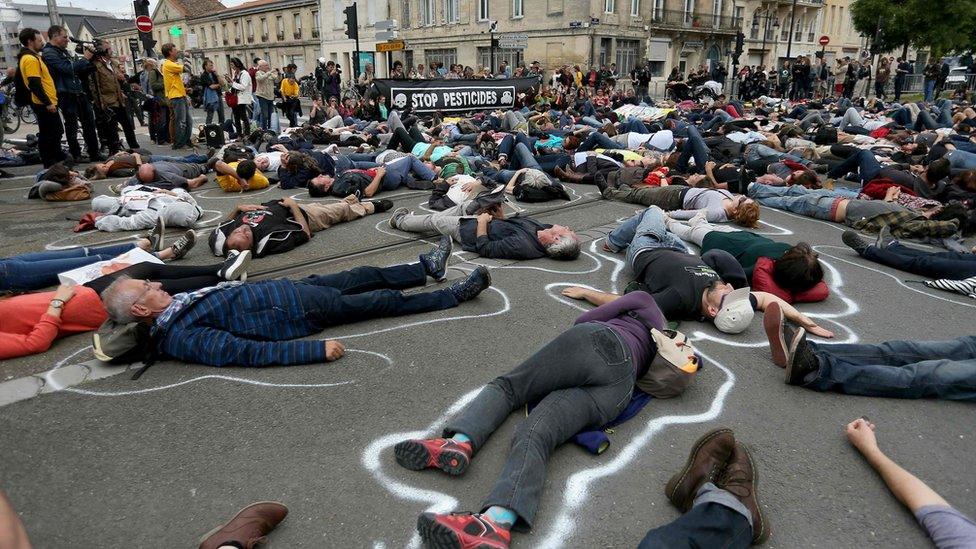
[851,210,958,239]
[156,280,327,367]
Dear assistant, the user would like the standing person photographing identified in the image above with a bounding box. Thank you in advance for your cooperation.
[41,25,102,162]
[161,43,193,150]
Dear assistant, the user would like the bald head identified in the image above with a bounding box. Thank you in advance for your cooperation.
[137,163,156,182]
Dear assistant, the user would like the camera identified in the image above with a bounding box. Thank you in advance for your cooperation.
[70,37,109,57]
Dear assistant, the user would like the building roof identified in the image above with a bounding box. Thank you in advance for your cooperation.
[77,15,130,36]
[11,2,115,18]
[166,0,226,18]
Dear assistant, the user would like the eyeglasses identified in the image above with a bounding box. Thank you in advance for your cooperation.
[134,280,154,305]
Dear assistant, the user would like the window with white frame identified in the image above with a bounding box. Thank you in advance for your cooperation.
[512,0,523,18]
[425,47,457,68]
[605,0,615,14]
[421,0,435,25]
[684,0,694,23]
[293,13,302,33]
[794,15,803,41]
[651,0,663,20]
[444,0,459,22]
[615,39,639,76]
[631,0,639,16]
[401,0,411,27]
[477,0,489,21]
[333,0,344,30]
[712,0,722,19]
[477,47,520,71]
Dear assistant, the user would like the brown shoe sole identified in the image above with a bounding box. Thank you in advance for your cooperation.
[665,427,734,511]
[197,501,287,548]
[740,443,769,545]
[763,302,787,368]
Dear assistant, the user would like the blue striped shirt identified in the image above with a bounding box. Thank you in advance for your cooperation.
[157,280,327,367]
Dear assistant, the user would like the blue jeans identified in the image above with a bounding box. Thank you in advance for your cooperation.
[510,142,543,171]
[445,322,635,529]
[255,97,274,130]
[676,125,709,174]
[619,117,650,133]
[863,242,976,280]
[171,96,194,148]
[923,79,936,102]
[295,263,457,329]
[335,154,378,175]
[700,109,733,131]
[744,144,803,170]
[638,484,752,549]
[578,131,623,152]
[804,337,976,401]
[607,206,688,270]
[0,243,137,291]
[149,154,208,164]
[890,107,912,126]
[947,150,976,171]
[826,149,882,183]
[748,183,854,221]
[381,155,436,190]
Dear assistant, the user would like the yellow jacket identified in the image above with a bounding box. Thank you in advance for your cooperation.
[280,78,298,98]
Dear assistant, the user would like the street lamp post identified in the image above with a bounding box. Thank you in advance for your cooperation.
[785,0,798,61]
[752,9,780,68]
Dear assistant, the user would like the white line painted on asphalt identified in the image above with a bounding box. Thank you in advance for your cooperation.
[363,387,484,549]
[535,350,735,549]
[754,218,794,235]
[543,283,605,312]
[815,245,976,309]
[64,376,354,396]
[588,238,625,294]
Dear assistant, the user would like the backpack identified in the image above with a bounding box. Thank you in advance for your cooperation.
[478,136,499,160]
[13,54,34,109]
[92,319,158,379]
[813,125,837,145]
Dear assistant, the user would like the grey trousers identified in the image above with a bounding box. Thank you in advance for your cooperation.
[393,202,467,241]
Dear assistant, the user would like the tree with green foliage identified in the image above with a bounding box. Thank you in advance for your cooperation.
[852,0,976,56]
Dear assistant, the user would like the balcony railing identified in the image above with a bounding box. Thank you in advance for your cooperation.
[293,30,302,39]
[312,29,319,38]
[234,37,241,44]
[261,33,268,40]
[277,31,285,40]
[647,10,741,31]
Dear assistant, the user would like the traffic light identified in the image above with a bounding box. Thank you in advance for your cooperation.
[734,31,744,57]
[343,3,359,40]
[133,0,150,15]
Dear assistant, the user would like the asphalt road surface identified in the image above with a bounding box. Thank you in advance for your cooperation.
[0,119,973,548]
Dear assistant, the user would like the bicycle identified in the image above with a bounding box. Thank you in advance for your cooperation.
[298,75,317,98]
[18,104,35,126]
[340,81,363,103]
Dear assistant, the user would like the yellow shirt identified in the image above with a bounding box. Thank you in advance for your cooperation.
[161,59,187,99]
[19,53,56,106]
[280,78,299,98]
[595,148,642,163]
[217,161,270,192]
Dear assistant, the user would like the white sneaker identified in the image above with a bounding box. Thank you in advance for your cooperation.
[218,249,252,280]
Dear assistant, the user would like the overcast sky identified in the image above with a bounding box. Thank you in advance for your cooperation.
[21,0,249,18]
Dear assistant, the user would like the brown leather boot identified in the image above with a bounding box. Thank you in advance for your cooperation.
[198,501,289,549]
[718,442,769,545]
[664,428,735,512]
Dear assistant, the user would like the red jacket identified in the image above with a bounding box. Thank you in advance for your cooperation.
[751,257,829,304]
[0,286,107,360]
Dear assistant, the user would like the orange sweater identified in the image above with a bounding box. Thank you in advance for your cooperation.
[0,286,107,359]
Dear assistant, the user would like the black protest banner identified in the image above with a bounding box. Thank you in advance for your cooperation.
[371,78,539,113]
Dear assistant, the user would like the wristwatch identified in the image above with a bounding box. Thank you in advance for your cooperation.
[49,299,66,309]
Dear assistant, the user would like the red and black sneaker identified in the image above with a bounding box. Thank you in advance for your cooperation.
[417,511,511,549]
[394,438,472,476]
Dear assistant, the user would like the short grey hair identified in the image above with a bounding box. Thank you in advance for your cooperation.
[100,275,140,324]
[544,234,581,260]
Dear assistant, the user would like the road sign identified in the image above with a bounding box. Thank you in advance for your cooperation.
[169,25,182,37]
[373,19,398,30]
[376,40,405,53]
[128,37,139,51]
[819,35,830,46]
[569,21,583,28]
[590,17,600,24]
[497,33,527,49]
[375,30,398,41]
[186,33,198,48]
[135,15,153,33]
